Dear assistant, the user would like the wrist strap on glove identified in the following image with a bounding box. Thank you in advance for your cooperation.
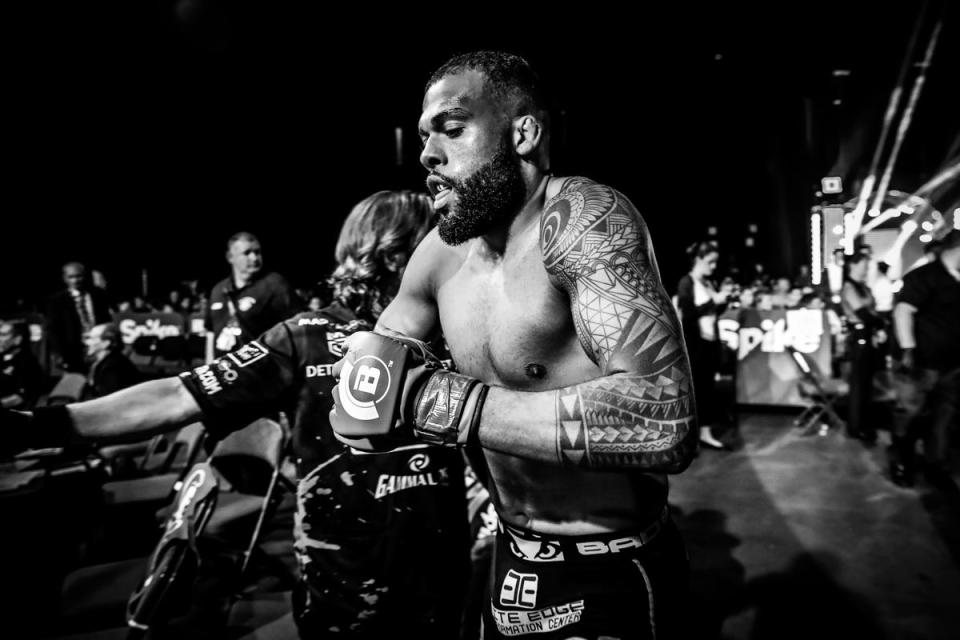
[411,370,488,447]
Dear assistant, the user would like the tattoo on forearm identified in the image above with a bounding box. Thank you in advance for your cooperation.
[543,179,697,471]
[556,376,693,469]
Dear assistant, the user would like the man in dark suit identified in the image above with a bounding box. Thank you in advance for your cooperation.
[0,320,46,409]
[83,323,140,399]
[46,262,112,373]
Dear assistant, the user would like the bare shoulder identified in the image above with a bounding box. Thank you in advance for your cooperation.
[540,176,652,280]
[403,228,464,295]
[377,227,467,338]
[538,176,676,369]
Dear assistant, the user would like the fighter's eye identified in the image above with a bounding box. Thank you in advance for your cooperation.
[444,127,464,138]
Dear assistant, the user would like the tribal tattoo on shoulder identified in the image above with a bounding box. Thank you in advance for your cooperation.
[541,178,697,472]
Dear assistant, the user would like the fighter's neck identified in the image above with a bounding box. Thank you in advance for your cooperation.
[479,174,553,255]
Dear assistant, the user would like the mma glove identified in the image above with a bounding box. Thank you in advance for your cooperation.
[329,331,488,451]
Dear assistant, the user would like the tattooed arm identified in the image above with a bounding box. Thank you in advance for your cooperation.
[477,178,697,472]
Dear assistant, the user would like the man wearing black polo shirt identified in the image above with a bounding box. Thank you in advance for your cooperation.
[205,231,300,361]
[888,229,960,488]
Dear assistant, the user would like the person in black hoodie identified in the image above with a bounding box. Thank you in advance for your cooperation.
[3,191,479,640]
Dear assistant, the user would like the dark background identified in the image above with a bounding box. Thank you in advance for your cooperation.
[2,1,957,308]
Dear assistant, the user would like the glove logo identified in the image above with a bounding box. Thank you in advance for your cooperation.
[354,365,380,395]
[338,355,392,421]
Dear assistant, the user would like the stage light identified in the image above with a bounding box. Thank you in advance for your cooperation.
[921,221,934,231]
[919,234,932,243]
[867,208,881,217]
[898,205,915,215]
[811,213,822,285]
[833,225,844,236]
[902,220,918,233]
[842,212,856,254]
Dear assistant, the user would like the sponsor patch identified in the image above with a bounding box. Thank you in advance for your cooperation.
[407,453,430,472]
[194,365,222,395]
[373,466,449,499]
[326,331,347,357]
[298,317,329,327]
[227,340,269,368]
[490,599,585,636]
[576,535,648,556]
[500,569,538,608]
[504,528,565,562]
[304,364,335,378]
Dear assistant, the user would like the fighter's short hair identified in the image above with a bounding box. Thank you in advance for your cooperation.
[427,50,551,126]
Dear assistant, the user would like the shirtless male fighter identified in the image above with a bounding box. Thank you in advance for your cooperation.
[328,51,698,639]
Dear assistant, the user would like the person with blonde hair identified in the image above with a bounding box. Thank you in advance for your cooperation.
[3,190,474,639]
[329,190,435,322]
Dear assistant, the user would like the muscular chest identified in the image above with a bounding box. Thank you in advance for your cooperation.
[437,242,584,389]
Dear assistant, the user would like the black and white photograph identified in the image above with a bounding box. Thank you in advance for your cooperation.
[1,2,958,639]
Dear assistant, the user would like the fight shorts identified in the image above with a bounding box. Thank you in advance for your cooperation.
[482,507,688,640]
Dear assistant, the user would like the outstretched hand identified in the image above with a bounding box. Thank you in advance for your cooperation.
[898,348,916,375]
[0,408,35,460]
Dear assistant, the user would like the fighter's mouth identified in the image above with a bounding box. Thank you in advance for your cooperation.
[427,175,454,210]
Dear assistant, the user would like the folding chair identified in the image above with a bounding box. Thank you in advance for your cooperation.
[55,462,219,638]
[786,344,848,435]
[203,417,289,583]
[46,372,88,405]
[100,422,208,508]
[95,423,208,561]
[125,462,219,637]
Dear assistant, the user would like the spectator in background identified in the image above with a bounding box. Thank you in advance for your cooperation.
[194,291,209,315]
[131,295,153,312]
[677,240,734,450]
[164,289,182,313]
[749,262,770,289]
[178,294,197,314]
[205,231,300,361]
[794,263,812,288]
[769,276,792,309]
[841,251,883,445]
[83,322,140,399]
[872,261,897,314]
[0,320,46,409]
[46,262,112,373]
[786,286,804,309]
[888,229,960,488]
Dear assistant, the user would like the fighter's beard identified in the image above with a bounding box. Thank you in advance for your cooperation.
[433,145,527,246]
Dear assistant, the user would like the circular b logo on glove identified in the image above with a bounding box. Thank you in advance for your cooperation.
[339,355,392,421]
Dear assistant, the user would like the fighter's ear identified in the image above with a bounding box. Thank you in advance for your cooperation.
[512,115,543,158]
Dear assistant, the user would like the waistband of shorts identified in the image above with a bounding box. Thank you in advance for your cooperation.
[497,506,670,563]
